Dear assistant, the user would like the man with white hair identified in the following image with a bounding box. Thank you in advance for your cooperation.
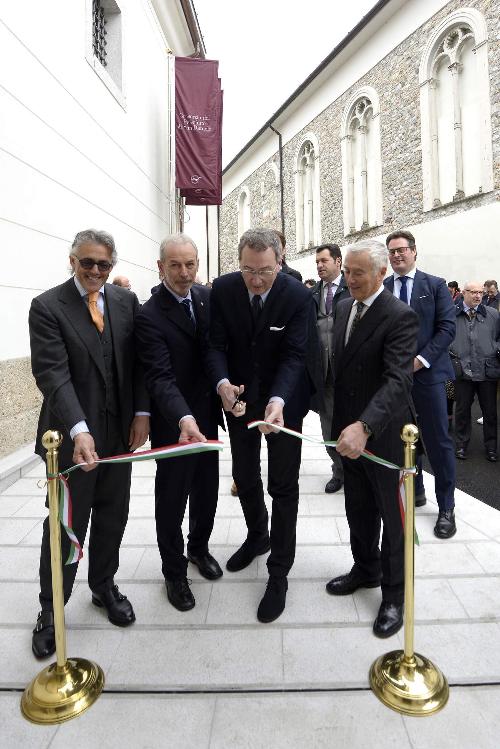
[325,240,419,639]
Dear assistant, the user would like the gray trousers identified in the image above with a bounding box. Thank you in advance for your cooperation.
[319,367,344,480]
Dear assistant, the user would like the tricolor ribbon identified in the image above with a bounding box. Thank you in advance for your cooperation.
[247,421,419,545]
[49,440,223,565]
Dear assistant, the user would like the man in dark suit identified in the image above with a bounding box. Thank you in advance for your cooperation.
[134,234,223,612]
[29,229,150,658]
[326,239,419,638]
[384,230,457,539]
[210,228,314,623]
[311,243,351,493]
[274,230,303,282]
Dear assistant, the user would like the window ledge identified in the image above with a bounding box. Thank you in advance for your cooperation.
[85,52,127,110]
[423,189,492,213]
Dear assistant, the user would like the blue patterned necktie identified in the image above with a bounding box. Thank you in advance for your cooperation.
[399,276,409,304]
[180,298,195,327]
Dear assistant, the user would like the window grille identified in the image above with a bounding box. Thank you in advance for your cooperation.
[92,0,107,67]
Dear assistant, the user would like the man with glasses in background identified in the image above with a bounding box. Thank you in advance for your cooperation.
[384,230,457,539]
[28,229,149,658]
[210,229,315,623]
[451,281,499,462]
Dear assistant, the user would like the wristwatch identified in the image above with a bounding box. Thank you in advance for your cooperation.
[359,420,373,437]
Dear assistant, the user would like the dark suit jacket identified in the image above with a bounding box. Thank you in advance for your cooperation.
[210,271,314,424]
[134,283,222,445]
[29,278,149,467]
[311,273,351,316]
[281,261,302,283]
[332,290,419,462]
[384,269,455,384]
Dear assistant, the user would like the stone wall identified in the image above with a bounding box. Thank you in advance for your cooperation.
[0,358,41,456]
[220,0,500,272]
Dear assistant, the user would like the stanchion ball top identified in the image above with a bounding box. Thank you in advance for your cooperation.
[42,430,63,450]
[401,424,419,444]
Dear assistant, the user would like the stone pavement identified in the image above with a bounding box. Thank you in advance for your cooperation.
[1,412,500,748]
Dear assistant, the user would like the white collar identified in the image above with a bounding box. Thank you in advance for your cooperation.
[73,276,105,298]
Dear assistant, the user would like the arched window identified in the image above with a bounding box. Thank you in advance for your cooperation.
[294,134,321,251]
[419,8,493,210]
[340,87,382,236]
[237,187,251,237]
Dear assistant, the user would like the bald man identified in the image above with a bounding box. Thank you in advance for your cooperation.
[113,276,131,290]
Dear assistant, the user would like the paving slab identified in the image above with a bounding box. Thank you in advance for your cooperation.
[1,411,500,746]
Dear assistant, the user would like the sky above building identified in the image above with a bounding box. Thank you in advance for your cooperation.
[193,0,378,166]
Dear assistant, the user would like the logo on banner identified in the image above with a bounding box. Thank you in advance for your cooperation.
[191,175,201,184]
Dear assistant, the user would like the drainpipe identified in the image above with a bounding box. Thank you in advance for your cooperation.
[269,124,285,237]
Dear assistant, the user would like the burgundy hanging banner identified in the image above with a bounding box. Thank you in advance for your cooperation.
[181,88,223,206]
[175,57,222,202]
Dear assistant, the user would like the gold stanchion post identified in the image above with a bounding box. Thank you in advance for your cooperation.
[21,430,104,724]
[369,424,449,715]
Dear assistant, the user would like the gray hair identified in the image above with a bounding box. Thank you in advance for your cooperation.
[238,229,281,262]
[69,229,117,265]
[344,239,388,272]
[159,233,198,262]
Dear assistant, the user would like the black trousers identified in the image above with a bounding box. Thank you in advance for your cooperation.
[342,455,404,605]
[154,448,219,580]
[39,414,131,610]
[454,379,498,451]
[227,400,302,578]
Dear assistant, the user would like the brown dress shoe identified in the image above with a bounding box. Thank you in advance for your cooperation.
[231,481,238,497]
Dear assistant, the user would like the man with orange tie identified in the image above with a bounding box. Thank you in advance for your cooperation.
[28,229,149,659]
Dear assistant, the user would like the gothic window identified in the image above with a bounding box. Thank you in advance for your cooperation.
[237,187,251,237]
[340,87,382,236]
[419,9,493,210]
[294,134,321,251]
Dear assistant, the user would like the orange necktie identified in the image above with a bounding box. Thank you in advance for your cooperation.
[88,291,104,333]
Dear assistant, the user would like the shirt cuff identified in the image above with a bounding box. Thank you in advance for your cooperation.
[417,355,430,369]
[268,396,285,407]
[216,378,230,393]
[179,414,195,428]
[70,421,89,440]
[134,411,151,417]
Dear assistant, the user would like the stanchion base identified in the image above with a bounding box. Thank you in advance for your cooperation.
[21,657,104,724]
[369,650,449,716]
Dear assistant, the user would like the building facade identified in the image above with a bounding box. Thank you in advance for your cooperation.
[219,0,499,284]
[0,0,204,456]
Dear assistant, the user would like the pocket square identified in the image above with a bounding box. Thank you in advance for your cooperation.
[269,326,285,331]
[418,295,428,299]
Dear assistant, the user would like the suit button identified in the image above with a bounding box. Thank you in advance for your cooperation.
[251,342,256,347]
[349,391,355,396]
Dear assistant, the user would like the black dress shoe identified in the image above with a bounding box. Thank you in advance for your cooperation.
[165,578,195,611]
[326,569,381,596]
[455,448,466,460]
[187,552,223,580]
[226,537,271,572]
[373,601,403,638]
[434,509,457,539]
[257,577,288,623]
[415,492,427,507]
[92,585,136,626]
[325,474,343,493]
[486,451,498,462]
[32,611,55,659]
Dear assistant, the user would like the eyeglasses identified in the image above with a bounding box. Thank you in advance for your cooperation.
[73,256,113,272]
[240,265,278,278]
[388,246,413,256]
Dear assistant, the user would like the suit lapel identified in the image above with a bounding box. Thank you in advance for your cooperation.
[232,273,255,337]
[255,273,283,335]
[158,283,196,338]
[340,291,390,370]
[104,283,128,388]
[58,278,106,381]
[409,269,424,311]
[190,285,207,329]
[333,298,353,364]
